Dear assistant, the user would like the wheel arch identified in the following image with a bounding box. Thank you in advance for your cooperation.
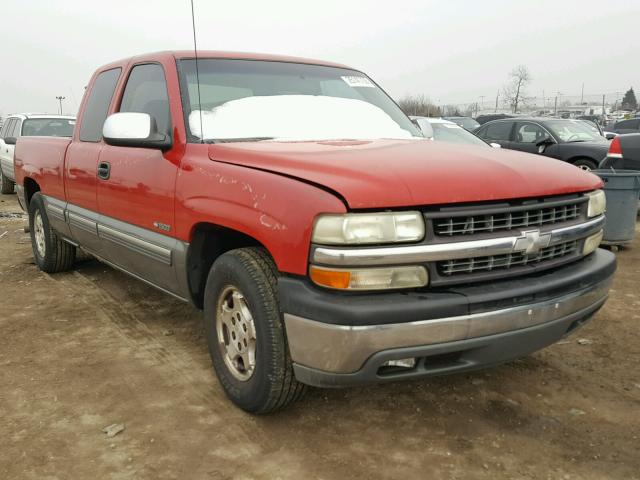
[22,177,41,208]
[186,222,271,309]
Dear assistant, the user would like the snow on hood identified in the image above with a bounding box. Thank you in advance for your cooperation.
[189,95,414,141]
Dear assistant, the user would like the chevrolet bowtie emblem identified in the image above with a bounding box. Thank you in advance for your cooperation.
[514,230,551,254]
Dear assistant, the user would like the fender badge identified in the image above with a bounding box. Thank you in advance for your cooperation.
[153,221,171,232]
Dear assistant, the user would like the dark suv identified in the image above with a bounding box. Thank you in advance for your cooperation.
[611,118,640,135]
[475,117,610,170]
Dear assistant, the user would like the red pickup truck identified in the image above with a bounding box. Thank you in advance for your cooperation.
[15,51,615,413]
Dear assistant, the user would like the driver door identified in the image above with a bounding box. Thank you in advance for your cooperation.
[96,62,181,294]
[511,122,550,155]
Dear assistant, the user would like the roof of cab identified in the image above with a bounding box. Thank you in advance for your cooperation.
[96,50,352,73]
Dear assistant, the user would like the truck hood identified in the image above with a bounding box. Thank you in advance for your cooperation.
[208,139,602,209]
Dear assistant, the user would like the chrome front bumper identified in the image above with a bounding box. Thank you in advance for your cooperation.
[284,277,611,375]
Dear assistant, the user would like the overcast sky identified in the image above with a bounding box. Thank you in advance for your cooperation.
[1,0,637,116]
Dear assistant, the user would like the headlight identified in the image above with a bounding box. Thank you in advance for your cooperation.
[586,190,606,218]
[309,265,429,290]
[312,212,425,245]
[583,230,603,255]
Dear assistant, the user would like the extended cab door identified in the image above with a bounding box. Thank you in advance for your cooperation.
[96,62,182,294]
[65,67,122,251]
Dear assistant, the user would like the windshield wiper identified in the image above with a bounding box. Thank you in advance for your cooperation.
[206,137,275,144]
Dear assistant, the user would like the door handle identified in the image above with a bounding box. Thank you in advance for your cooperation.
[97,161,111,180]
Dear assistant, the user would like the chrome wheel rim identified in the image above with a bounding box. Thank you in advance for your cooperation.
[216,286,257,381]
[34,211,46,258]
[577,164,592,171]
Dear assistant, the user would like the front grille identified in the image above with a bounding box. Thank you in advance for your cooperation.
[438,240,579,276]
[433,202,581,236]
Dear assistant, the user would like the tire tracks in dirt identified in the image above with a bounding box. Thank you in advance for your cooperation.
[47,270,242,415]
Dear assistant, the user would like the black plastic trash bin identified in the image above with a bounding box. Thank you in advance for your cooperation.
[592,169,640,246]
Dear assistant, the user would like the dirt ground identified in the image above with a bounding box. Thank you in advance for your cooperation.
[0,192,639,480]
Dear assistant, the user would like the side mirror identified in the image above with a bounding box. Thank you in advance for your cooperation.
[102,112,171,150]
[535,136,554,153]
[489,142,501,148]
[3,136,17,145]
[605,132,617,140]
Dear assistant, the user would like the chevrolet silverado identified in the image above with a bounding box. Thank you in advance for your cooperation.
[14,51,615,413]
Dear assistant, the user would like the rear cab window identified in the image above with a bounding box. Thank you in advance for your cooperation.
[79,68,122,142]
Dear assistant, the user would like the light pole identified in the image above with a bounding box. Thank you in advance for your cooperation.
[56,96,65,115]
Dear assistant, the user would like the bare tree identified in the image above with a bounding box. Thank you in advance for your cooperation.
[502,65,531,113]
[397,94,441,117]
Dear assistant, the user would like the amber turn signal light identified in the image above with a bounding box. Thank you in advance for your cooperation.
[309,266,351,289]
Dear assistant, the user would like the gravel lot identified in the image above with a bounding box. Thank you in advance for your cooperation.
[1,192,639,480]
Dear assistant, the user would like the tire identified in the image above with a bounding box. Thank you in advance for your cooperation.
[0,168,15,194]
[28,192,76,273]
[572,158,598,171]
[203,247,306,414]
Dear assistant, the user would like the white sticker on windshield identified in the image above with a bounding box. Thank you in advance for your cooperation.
[68,120,76,125]
[341,76,375,88]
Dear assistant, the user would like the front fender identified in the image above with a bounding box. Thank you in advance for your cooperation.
[175,152,347,275]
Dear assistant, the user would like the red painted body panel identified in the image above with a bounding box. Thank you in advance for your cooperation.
[174,144,346,274]
[13,50,603,279]
[65,141,102,211]
[14,136,70,201]
[207,140,604,209]
[96,55,186,235]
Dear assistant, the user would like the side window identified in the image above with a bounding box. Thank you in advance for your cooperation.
[483,122,512,141]
[119,63,171,135]
[515,123,547,143]
[0,119,13,139]
[79,68,122,142]
[8,119,21,138]
[13,119,23,137]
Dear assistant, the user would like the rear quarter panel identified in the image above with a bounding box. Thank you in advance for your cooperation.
[15,137,72,201]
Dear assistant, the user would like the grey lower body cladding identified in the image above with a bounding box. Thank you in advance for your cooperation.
[41,194,190,301]
[279,249,616,387]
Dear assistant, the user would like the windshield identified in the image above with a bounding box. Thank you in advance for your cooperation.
[178,59,421,142]
[545,120,605,143]
[21,118,75,137]
[417,119,488,147]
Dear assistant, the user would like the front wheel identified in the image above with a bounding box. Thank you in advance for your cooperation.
[572,158,597,171]
[28,193,76,273]
[203,247,306,413]
[0,168,15,194]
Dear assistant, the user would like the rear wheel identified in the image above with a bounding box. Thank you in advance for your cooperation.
[0,169,15,194]
[203,247,306,413]
[572,158,598,171]
[28,193,76,273]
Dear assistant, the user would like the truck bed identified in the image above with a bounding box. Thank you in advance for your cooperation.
[15,136,72,205]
